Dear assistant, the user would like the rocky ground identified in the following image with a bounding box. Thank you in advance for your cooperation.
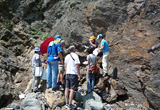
[0,0,160,110]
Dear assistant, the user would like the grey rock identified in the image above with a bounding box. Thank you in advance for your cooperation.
[10,103,20,109]
[83,92,103,110]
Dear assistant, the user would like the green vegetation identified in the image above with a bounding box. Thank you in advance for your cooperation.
[30,26,38,32]
[5,23,12,30]
[42,33,48,40]
[33,35,39,39]
[57,12,63,18]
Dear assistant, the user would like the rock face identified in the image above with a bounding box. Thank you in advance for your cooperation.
[144,52,160,109]
[0,0,160,109]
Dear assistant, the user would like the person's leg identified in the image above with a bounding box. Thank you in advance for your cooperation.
[87,69,91,92]
[51,61,58,89]
[91,74,95,90]
[65,88,69,104]
[65,74,69,104]
[60,73,64,84]
[102,52,109,76]
[57,72,60,84]
[32,67,35,91]
[47,62,52,88]
[69,89,75,105]
[33,76,40,92]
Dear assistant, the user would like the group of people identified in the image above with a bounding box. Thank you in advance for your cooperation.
[31,34,109,109]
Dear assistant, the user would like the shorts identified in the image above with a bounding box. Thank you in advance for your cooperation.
[65,74,78,90]
[59,64,64,73]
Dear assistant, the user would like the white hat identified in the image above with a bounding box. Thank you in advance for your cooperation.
[35,47,40,52]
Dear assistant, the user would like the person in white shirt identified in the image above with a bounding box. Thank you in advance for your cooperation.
[31,47,42,92]
[64,45,80,109]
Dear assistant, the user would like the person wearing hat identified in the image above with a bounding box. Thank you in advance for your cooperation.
[31,47,42,92]
[46,36,63,91]
[89,36,98,50]
[97,34,109,76]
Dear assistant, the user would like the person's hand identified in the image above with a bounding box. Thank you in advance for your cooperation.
[78,75,80,81]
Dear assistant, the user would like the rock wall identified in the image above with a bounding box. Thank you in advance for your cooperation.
[0,0,160,109]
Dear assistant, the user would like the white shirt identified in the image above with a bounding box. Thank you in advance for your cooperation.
[31,53,41,67]
[65,52,80,75]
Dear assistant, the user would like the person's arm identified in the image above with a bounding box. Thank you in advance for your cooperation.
[64,63,67,74]
[90,41,97,48]
[58,52,63,65]
[76,64,80,80]
[99,45,104,51]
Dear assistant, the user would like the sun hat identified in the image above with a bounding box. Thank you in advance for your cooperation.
[89,36,96,40]
[54,35,62,39]
[35,47,40,52]
[96,34,103,40]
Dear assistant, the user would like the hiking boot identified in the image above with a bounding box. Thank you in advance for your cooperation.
[65,104,76,109]
[52,85,59,91]
[65,104,70,109]
[70,104,76,109]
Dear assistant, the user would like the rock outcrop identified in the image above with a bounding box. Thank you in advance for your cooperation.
[0,0,160,109]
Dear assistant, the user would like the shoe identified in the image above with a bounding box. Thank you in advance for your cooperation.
[65,104,70,109]
[70,104,76,109]
[52,85,59,91]
[86,90,92,94]
[65,104,76,109]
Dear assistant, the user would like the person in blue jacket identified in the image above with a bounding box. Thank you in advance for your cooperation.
[46,35,63,91]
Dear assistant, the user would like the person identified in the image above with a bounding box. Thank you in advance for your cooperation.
[64,45,80,109]
[97,34,109,76]
[89,36,98,50]
[84,48,97,93]
[57,40,66,90]
[31,47,42,92]
[46,36,63,91]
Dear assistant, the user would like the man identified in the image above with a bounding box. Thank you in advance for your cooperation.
[89,36,98,50]
[64,45,80,109]
[46,36,63,91]
[57,40,66,90]
[97,34,109,76]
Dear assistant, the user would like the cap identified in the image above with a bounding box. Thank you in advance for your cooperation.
[89,36,96,40]
[97,34,102,40]
[35,47,40,52]
[54,35,62,39]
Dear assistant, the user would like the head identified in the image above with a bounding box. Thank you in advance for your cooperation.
[87,48,94,54]
[54,35,62,40]
[69,45,76,53]
[96,34,103,41]
[60,40,65,48]
[34,47,40,54]
[89,36,96,43]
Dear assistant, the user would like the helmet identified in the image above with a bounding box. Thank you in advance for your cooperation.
[89,36,96,40]
[54,35,62,39]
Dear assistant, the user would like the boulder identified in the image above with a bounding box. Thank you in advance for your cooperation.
[20,93,42,110]
[83,91,104,110]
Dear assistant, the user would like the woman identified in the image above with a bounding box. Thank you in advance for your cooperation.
[31,47,42,92]
[84,48,97,93]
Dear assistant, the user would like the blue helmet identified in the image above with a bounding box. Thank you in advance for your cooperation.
[54,35,62,39]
